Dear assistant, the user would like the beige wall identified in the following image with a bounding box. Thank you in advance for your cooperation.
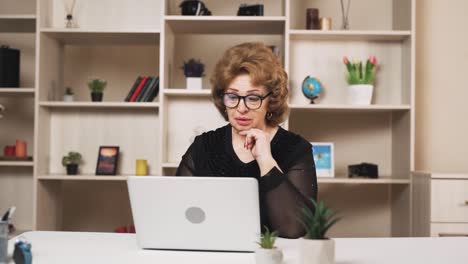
[416,0,468,173]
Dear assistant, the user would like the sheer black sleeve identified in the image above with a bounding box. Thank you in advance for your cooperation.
[259,141,317,238]
[175,141,197,176]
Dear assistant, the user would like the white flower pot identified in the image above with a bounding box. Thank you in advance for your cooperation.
[347,84,373,105]
[63,94,74,102]
[186,77,203,90]
[255,248,283,264]
[300,238,335,264]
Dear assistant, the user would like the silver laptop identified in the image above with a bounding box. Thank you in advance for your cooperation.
[127,176,261,252]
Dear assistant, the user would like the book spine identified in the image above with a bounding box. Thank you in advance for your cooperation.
[136,77,153,102]
[124,76,142,102]
[129,76,148,102]
[140,76,157,102]
[147,77,160,102]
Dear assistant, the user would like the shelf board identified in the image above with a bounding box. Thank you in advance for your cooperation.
[0,88,35,97]
[40,28,160,45]
[289,30,411,41]
[165,16,286,34]
[318,177,410,184]
[162,162,179,168]
[9,229,31,239]
[0,15,36,33]
[289,104,411,112]
[38,174,129,181]
[39,101,160,109]
[0,161,34,167]
[164,89,211,96]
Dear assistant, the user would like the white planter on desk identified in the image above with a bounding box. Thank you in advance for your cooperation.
[301,238,335,264]
[255,248,283,264]
[63,94,74,102]
[347,84,373,105]
[186,77,203,90]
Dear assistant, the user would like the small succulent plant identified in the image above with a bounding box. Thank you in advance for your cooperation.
[87,78,107,93]
[181,59,205,77]
[257,226,279,249]
[299,199,340,240]
[62,151,82,166]
[64,87,74,95]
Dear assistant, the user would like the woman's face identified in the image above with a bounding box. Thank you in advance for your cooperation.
[224,74,270,132]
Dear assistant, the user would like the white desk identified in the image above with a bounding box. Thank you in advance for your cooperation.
[7,231,468,263]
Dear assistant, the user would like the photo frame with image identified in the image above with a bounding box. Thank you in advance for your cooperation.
[95,146,120,175]
[310,142,334,178]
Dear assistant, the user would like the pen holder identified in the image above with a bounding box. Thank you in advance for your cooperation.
[135,159,148,176]
[0,221,8,264]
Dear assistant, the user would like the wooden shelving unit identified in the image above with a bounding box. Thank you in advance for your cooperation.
[1,0,416,237]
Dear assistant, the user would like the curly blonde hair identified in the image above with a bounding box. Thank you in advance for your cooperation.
[210,42,289,127]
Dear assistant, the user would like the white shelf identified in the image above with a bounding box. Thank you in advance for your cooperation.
[164,89,211,96]
[0,88,35,97]
[162,162,179,168]
[289,104,411,112]
[165,16,286,34]
[289,30,412,41]
[0,15,36,19]
[0,161,34,167]
[318,177,410,184]
[38,174,129,181]
[40,28,160,45]
[39,102,160,109]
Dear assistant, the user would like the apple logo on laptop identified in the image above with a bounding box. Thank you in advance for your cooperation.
[185,206,205,224]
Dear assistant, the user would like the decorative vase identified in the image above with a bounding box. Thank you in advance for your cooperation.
[136,159,148,176]
[301,238,335,264]
[63,94,74,102]
[66,164,78,175]
[347,84,373,105]
[91,92,103,102]
[255,248,283,264]
[186,77,203,90]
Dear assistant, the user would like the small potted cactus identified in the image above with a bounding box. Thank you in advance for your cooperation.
[299,199,340,264]
[63,87,74,102]
[181,58,205,90]
[62,151,82,175]
[87,78,107,102]
[255,226,283,264]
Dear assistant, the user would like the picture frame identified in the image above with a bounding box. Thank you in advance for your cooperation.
[95,146,120,175]
[310,142,334,178]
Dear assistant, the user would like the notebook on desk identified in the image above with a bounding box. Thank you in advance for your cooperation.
[127,176,261,252]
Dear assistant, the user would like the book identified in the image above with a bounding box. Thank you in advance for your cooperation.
[140,76,158,102]
[124,76,142,102]
[129,76,148,102]
[146,77,160,102]
[136,77,153,102]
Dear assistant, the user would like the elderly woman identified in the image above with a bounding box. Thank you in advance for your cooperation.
[176,42,317,238]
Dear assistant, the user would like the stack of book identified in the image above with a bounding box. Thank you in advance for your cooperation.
[124,76,159,102]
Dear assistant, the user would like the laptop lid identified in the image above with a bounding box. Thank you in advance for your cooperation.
[127,176,261,252]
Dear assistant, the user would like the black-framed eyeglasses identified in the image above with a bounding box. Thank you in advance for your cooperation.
[223,92,272,110]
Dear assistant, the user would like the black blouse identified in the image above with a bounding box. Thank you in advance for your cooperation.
[176,124,317,238]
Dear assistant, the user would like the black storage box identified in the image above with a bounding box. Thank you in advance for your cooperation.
[0,45,20,88]
[348,163,379,178]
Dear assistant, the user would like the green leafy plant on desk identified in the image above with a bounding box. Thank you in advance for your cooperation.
[255,226,282,264]
[62,151,82,175]
[299,199,341,264]
[88,78,107,102]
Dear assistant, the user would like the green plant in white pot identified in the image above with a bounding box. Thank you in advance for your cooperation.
[62,151,82,175]
[255,226,283,264]
[343,56,378,105]
[299,199,340,264]
[88,78,107,102]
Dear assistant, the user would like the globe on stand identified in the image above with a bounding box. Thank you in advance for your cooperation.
[302,76,323,104]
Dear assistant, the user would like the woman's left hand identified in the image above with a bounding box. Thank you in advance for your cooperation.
[238,129,281,175]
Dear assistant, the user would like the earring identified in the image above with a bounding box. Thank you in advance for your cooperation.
[267,112,273,119]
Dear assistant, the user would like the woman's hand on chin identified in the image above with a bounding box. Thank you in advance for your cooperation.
[238,129,280,176]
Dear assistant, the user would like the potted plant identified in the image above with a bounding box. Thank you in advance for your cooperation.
[299,199,340,264]
[87,78,107,102]
[181,58,205,90]
[255,226,283,264]
[63,87,74,102]
[62,151,82,175]
[343,56,378,105]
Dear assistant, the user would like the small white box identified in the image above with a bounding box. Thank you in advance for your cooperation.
[186,77,203,90]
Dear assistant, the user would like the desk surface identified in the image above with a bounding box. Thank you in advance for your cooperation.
[7,231,468,264]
